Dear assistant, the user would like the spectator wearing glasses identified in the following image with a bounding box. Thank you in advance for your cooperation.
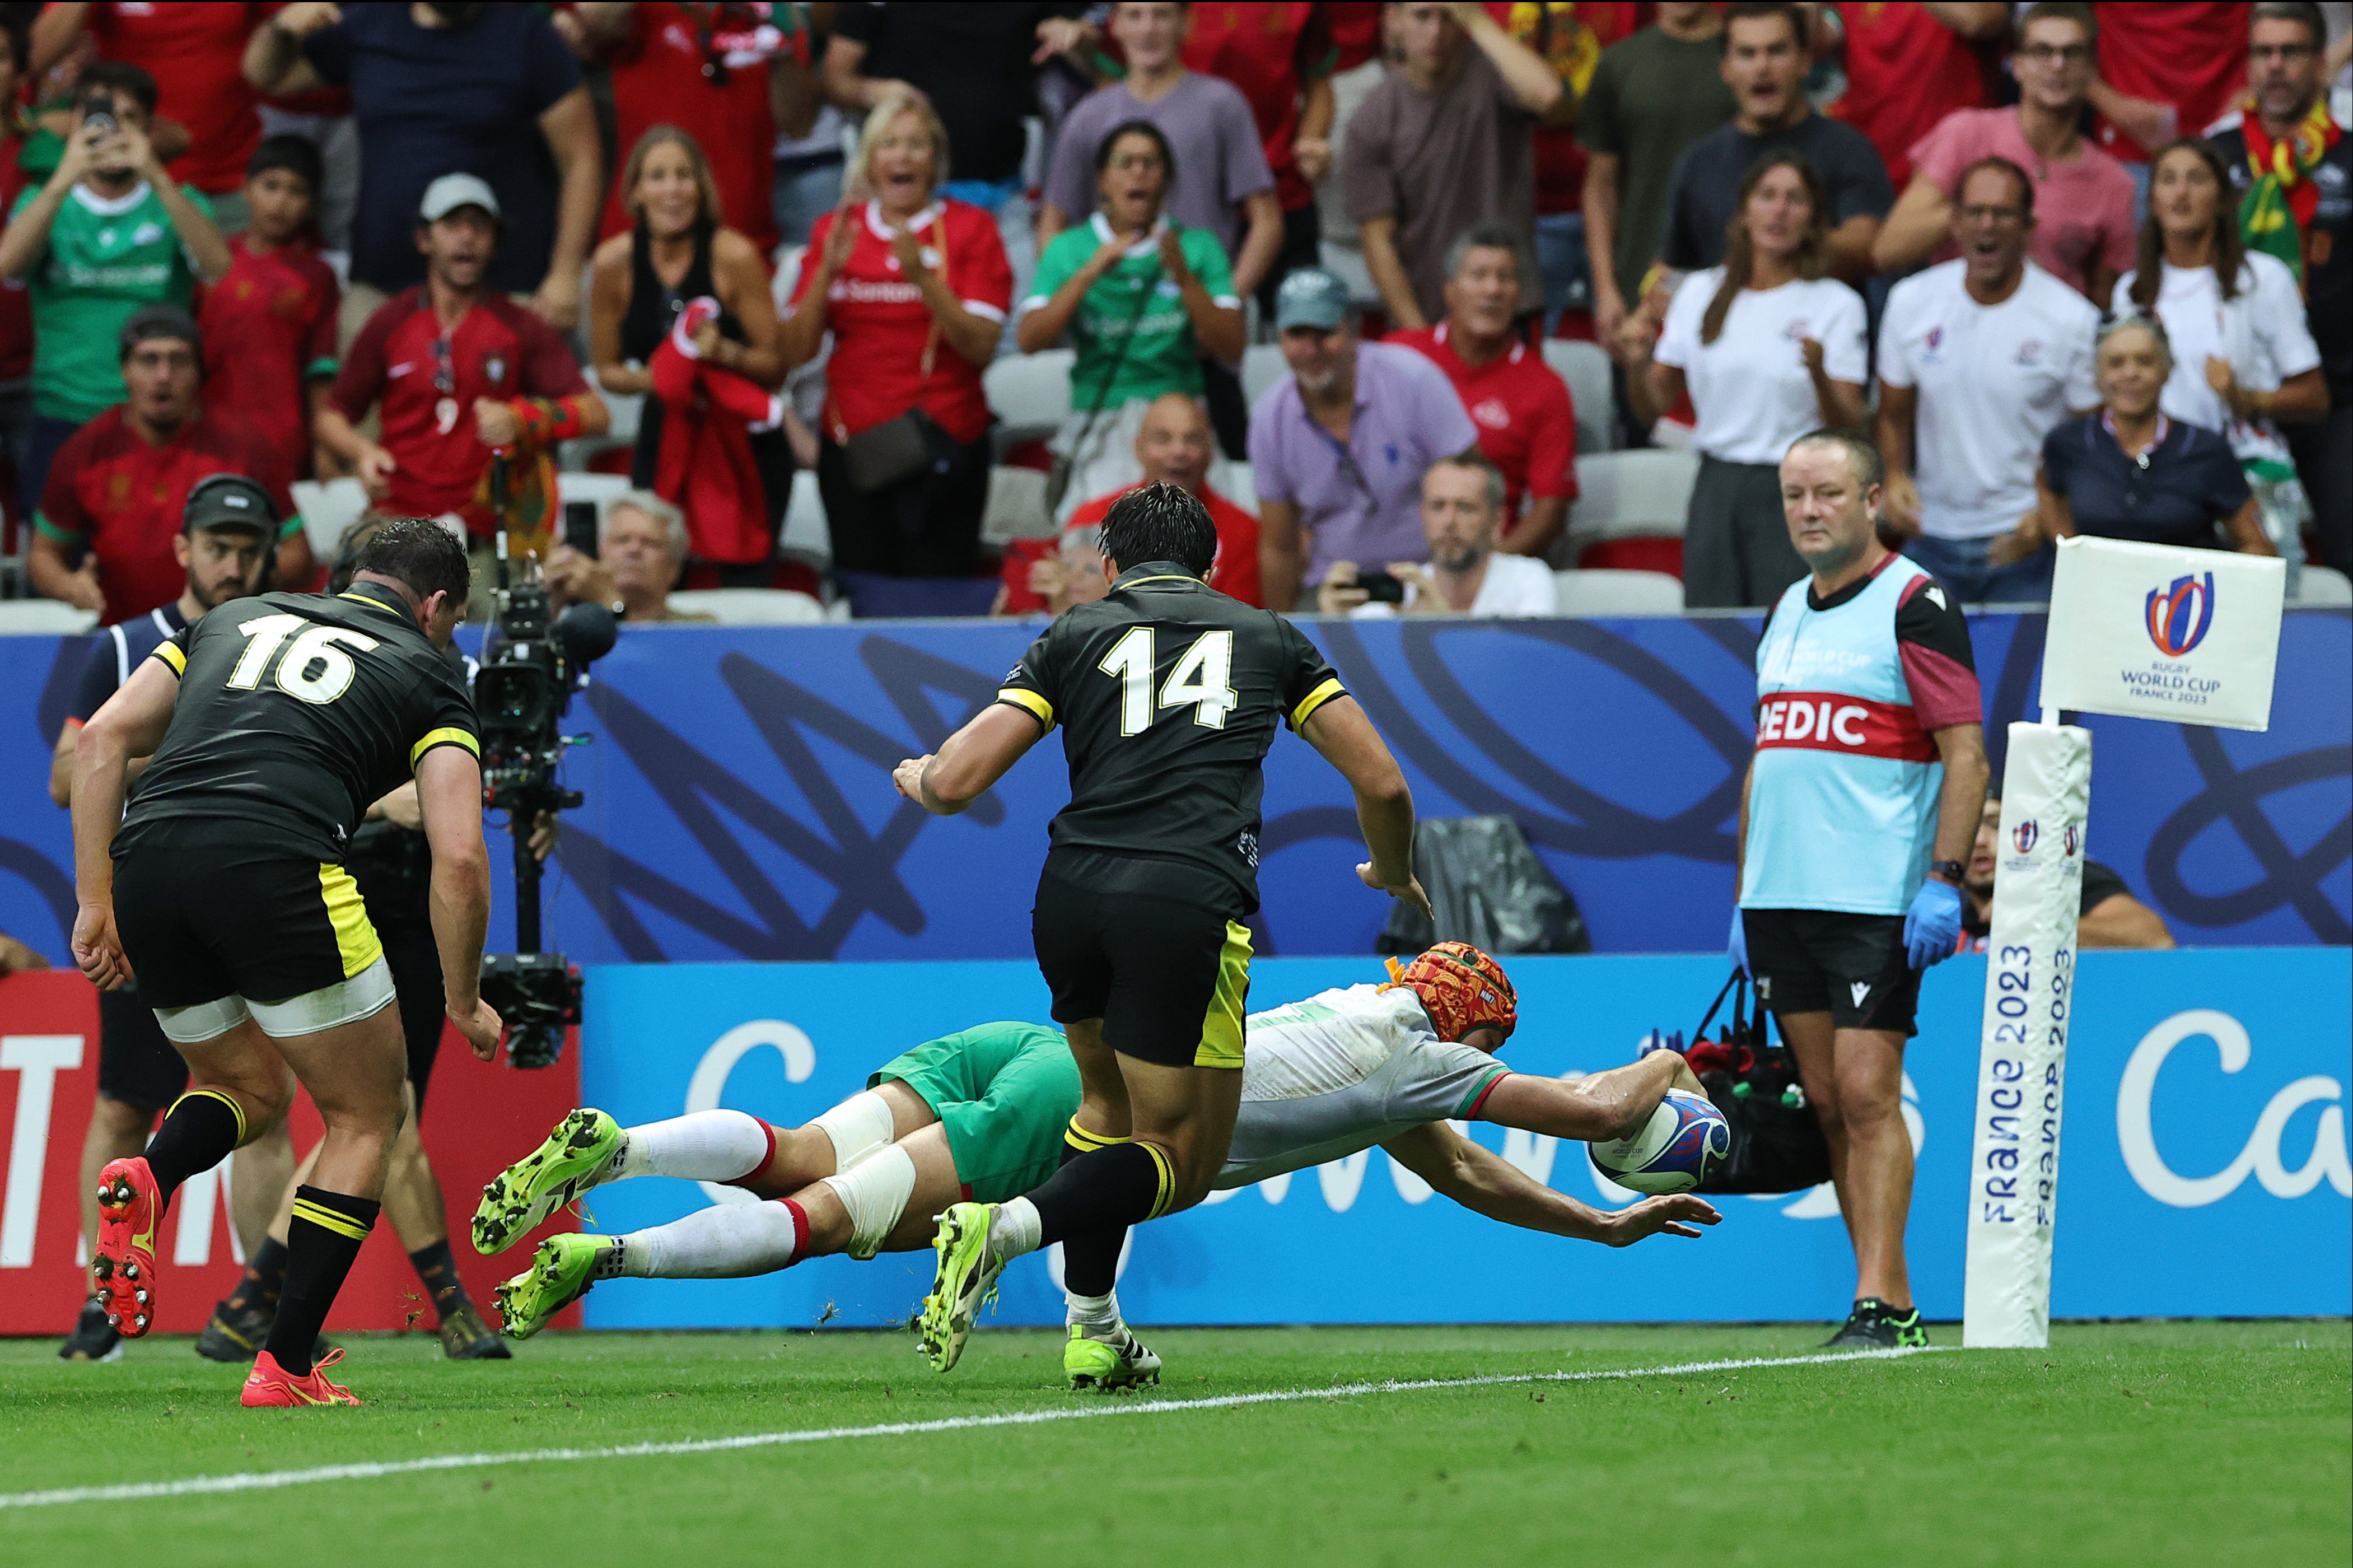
[2207,0,2352,577]
[781,94,1012,584]
[27,307,307,624]
[1995,314,2271,565]
[1388,224,1579,560]
[1249,267,1478,613]
[1877,157,2099,603]
[0,59,230,522]
[1340,1,1563,332]
[1624,152,1866,610]
[1020,119,1245,520]
[1316,450,1558,618]
[319,175,608,543]
[1873,3,2138,305]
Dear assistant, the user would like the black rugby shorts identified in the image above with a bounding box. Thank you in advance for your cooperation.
[1742,907,1921,1037]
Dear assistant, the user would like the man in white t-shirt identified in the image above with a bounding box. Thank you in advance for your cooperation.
[1877,156,2099,603]
[1318,451,1560,618]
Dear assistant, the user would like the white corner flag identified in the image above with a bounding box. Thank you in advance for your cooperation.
[1961,538,2285,1349]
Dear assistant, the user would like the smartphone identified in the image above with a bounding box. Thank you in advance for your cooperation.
[79,89,116,139]
[1356,570,1406,604]
[563,500,601,556]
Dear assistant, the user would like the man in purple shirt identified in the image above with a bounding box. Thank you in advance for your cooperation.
[1251,269,1481,611]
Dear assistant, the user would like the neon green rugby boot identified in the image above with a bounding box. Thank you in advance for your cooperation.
[494,1234,617,1339]
[473,1109,624,1254]
[917,1202,1008,1373]
[1065,1324,1162,1393]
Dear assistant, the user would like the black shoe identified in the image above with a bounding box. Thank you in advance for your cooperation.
[195,1299,273,1362]
[437,1299,513,1360]
[59,1298,123,1362]
[1881,1303,1930,1347]
[1824,1298,1899,1349]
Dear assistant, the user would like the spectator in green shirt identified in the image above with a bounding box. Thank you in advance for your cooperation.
[0,59,228,525]
[1017,119,1245,519]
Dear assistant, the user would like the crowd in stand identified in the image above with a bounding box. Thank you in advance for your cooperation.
[0,0,2345,636]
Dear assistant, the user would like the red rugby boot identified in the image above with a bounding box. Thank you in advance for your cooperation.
[91,1156,162,1338]
[241,1348,362,1407]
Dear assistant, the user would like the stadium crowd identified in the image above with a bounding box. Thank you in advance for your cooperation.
[0,0,2343,630]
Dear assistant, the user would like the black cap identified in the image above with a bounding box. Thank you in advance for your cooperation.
[118,303,202,363]
[183,473,277,536]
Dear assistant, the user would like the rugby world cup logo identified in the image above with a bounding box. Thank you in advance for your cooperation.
[2013,820,2039,854]
[2062,824,2080,857]
[2146,571,2216,657]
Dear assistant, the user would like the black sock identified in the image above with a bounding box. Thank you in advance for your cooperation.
[408,1238,473,1321]
[1026,1141,1171,1248]
[225,1238,291,1317]
[264,1186,379,1377]
[141,1090,245,1211]
[1054,1129,1127,1298]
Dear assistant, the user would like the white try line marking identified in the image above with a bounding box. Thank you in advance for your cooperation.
[0,1345,1948,1510]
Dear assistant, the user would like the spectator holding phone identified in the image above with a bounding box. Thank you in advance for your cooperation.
[1317,451,1557,617]
[1624,151,1866,610]
[0,60,229,521]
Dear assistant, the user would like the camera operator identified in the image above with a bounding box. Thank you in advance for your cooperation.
[195,512,549,1364]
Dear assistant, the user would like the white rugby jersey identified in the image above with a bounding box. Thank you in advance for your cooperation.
[1216,984,1512,1189]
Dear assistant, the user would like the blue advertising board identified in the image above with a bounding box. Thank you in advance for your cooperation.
[572,949,2350,1329]
[3,610,2345,963]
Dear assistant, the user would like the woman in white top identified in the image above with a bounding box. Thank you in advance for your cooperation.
[1624,152,1868,610]
[2109,139,2326,553]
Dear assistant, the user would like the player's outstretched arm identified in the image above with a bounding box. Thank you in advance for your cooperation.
[1478,1052,1703,1144]
[894,704,1045,816]
[416,746,502,1060]
[68,659,180,990]
[1384,1122,1719,1246]
[1297,695,1431,920]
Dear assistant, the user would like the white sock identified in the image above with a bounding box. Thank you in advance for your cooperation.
[991,1197,1043,1258]
[619,1200,806,1278]
[616,1110,773,1183]
[1066,1289,1121,1335]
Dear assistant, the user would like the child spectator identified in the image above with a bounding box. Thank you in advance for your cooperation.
[199,134,339,482]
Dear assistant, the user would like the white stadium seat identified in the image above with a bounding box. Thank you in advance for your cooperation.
[665,589,826,625]
[2292,564,2353,606]
[1540,338,1615,455]
[1240,343,1288,409]
[291,476,370,557]
[982,465,1056,544]
[1218,460,1258,514]
[559,473,633,512]
[984,349,1075,432]
[779,469,830,567]
[1566,449,1699,549]
[0,599,98,635]
[1552,568,1686,617]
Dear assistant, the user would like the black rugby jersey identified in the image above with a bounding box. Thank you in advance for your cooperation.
[115,581,479,864]
[997,561,1346,912]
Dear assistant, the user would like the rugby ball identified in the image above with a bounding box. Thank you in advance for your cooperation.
[1588,1089,1731,1195]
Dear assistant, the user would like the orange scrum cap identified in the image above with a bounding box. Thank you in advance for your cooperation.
[1381,942,1517,1043]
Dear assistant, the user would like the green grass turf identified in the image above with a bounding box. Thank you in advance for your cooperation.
[1,1321,2344,1568]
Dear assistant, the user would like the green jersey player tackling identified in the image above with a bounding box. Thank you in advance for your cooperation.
[477,947,1720,1387]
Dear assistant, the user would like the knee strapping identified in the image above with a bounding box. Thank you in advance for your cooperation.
[817,1142,917,1260]
[813,1090,897,1174]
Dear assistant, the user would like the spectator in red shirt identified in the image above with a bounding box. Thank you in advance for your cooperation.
[2086,2,2248,177]
[32,2,263,225]
[1823,1,2004,192]
[318,174,608,540]
[780,94,1012,586]
[576,2,796,258]
[1181,2,1338,320]
[199,134,338,482]
[27,305,311,622]
[1388,224,1577,558]
[997,391,1262,615]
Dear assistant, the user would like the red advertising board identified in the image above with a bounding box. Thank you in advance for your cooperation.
[0,969,585,1338]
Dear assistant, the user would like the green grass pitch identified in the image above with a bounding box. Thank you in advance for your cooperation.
[2,1321,2345,1567]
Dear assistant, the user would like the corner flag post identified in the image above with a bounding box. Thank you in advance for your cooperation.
[1960,537,2286,1349]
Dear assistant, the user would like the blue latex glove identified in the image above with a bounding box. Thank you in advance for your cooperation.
[1728,908,1749,978]
[1903,879,1964,970]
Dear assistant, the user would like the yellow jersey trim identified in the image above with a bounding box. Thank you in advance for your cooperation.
[1117,574,1201,590]
[410,727,481,768]
[1288,677,1346,731]
[153,642,187,675]
[996,687,1054,730]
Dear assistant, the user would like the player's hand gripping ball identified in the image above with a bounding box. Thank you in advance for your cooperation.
[1589,1089,1731,1194]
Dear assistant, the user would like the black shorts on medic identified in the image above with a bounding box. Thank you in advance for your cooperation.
[1031,851,1252,1071]
[96,986,189,1108]
[113,820,389,1035]
[1742,907,1920,1037]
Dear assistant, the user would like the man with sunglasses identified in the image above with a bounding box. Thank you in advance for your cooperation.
[318,174,608,548]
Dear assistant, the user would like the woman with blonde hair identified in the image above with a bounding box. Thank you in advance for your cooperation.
[1622,151,1868,609]
[589,124,792,586]
[780,94,1012,596]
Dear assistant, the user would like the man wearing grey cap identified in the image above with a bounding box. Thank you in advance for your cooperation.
[318,174,605,543]
[1248,268,1479,612]
[29,306,310,625]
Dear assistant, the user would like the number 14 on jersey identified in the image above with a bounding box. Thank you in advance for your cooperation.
[1099,627,1239,734]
